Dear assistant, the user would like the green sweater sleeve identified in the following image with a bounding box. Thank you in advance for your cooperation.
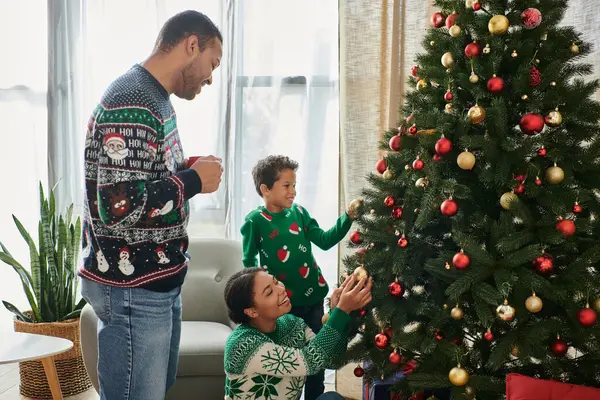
[225,308,350,377]
[301,206,354,251]
[240,218,259,267]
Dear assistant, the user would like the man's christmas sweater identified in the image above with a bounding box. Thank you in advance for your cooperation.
[78,64,202,291]
[241,204,353,306]
[224,307,350,400]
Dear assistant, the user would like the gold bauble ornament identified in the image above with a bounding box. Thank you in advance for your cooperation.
[570,43,580,54]
[449,25,462,37]
[545,163,564,184]
[496,299,516,321]
[511,50,518,58]
[521,94,529,101]
[353,266,368,281]
[347,199,365,218]
[511,345,520,357]
[449,364,470,386]
[441,52,455,68]
[321,312,330,324]
[526,292,543,313]
[445,103,453,114]
[457,151,476,170]
[451,305,464,320]
[383,169,395,180]
[415,177,428,188]
[416,79,428,90]
[500,191,518,210]
[483,44,491,54]
[488,15,510,35]
[592,298,600,312]
[550,81,557,87]
[546,108,563,127]
[465,0,474,7]
[469,72,479,84]
[468,104,486,124]
[430,40,436,46]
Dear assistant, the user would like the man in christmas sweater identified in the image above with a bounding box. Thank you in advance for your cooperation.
[240,155,359,400]
[223,268,373,400]
[78,11,223,400]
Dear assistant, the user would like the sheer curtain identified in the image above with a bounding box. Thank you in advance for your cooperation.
[0,1,49,329]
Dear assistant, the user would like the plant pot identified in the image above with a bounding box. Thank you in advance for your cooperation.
[14,312,92,399]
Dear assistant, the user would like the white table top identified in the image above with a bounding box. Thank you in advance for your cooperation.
[0,331,73,364]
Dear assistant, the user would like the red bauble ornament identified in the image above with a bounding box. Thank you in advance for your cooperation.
[435,137,453,155]
[521,8,542,29]
[452,250,470,269]
[472,1,481,10]
[487,75,504,93]
[535,177,543,186]
[391,206,403,219]
[376,159,387,174]
[389,135,402,151]
[388,280,405,297]
[384,195,396,208]
[551,337,568,357]
[537,147,547,157]
[444,90,453,101]
[441,198,459,216]
[446,12,459,28]
[577,307,597,327]
[484,329,494,342]
[514,174,526,183]
[514,184,525,195]
[356,248,367,256]
[354,366,365,377]
[573,203,582,213]
[398,236,409,248]
[529,66,542,87]
[360,309,368,317]
[520,113,545,135]
[412,158,424,170]
[465,42,481,58]
[401,359,417,374]
[556,218,576,238]
[389,350,402,364]
[433,154,442,161]
[350,230,363,245]
[431,12,446,28]
[409,124,418,134]
[411,65,419,77]
[533,252,554,275]
[435,331,444,341]
[384,327,393,338]
[375,333,389,349]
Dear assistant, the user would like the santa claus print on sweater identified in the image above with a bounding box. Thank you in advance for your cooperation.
[103,133,129,161]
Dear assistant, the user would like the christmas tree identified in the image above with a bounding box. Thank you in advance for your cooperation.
[339,0,600,398]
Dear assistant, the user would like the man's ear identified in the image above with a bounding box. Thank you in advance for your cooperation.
[259,184,269,197]
[185,35,199,55]
[244,307,258,319]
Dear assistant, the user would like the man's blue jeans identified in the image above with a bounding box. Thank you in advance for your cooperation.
[81,278,182,400]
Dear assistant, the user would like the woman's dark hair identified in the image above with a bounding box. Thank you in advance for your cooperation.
[224,267,262,324]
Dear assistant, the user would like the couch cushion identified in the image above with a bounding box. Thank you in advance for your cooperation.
[178,321,232,377]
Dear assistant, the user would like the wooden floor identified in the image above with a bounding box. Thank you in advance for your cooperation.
[0,363,343,399]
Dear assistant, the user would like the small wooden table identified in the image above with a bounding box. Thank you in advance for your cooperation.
[0,331,73,400]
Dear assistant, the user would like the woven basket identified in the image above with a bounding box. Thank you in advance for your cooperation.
[14,312,92,399]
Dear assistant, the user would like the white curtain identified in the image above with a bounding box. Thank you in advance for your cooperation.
[0,1,49,329]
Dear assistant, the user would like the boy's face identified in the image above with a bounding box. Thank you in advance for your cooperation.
[262,168,296,210]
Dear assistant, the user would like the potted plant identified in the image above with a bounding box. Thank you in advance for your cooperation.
[0,182,92,398]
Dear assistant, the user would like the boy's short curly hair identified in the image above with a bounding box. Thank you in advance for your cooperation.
[252,155,299,197]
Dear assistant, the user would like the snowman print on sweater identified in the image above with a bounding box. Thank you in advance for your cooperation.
[156,247,170,264]
[96,249,110,273]
[118,247,135,276]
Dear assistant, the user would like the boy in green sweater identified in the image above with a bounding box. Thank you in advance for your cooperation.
[240,155,358,400]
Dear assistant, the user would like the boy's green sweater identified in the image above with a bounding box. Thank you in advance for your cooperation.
[241,204,353,307]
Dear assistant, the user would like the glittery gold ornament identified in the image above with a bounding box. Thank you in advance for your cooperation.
[383,169,395,180]
[469,72,479,83]
[445,103,453,114]
[415,177,428,188]
[416,79,428,90]
[468,104,485,124]
[545,163,564,184]
[347,199,364,218]
[449,25,462,37]
[488,15,510,35]
[526,292,543,313]
[449,364,470,386]
[442,52,455,68]
[545,108,563,127]
[570,43,580,54]
[451,305,464,320]
[457,151,476,170]
[500,191,518,210]
[353,266,368,280]
[496,299,516,321]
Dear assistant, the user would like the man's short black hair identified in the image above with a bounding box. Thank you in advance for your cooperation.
[252,155,299,197]
[155,10,223,53]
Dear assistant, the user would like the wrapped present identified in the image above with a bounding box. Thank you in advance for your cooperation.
[362,360,405,400]
[506,373,600,400]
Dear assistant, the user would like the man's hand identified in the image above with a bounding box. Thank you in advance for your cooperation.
[189,155,223,194]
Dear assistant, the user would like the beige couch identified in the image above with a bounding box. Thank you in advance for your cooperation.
[80,238,243,400]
